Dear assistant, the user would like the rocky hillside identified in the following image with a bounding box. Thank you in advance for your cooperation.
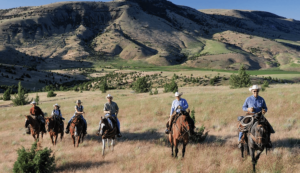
[0,0,300,71]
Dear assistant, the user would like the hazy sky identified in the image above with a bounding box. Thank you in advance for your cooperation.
[1,0,299,20]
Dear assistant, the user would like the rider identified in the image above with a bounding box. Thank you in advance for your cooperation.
[238,85,275,148]
[97,94,122,137]
[165,92,195,135]
[48,103,65,132]
[28,100,46,133]
[65,100,87,135]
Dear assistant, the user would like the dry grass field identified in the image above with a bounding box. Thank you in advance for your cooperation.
[0,84,300,173]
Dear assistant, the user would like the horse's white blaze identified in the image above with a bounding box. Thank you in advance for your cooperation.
[111,139,114,151]
[102,139,105,156]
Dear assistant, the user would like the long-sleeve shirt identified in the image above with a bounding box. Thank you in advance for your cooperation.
[30,106,44,117]
[242,95,268,113]
[51,109,62,117]
[170,98,188,115]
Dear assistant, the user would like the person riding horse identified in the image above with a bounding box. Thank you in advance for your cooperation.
[27,100,46,133]
[47,103,65,132]
[96,94,122,137]
[65,100,87,135]
[238,85,275,148]
[165,92,195,135]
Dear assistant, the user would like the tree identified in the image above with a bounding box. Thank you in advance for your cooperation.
[132,77,151,93]
[47,91,56,97]
[100,78,108,93]
[13,141,55,173]
[12,81,32,106]
[35,93,40,105]
[229,65,252,88]
[164,79,178,93]
[3,88,11,101]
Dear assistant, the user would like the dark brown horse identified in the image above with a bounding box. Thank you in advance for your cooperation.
[45,116,64,145]
[241,113,269,172]
[98,116,118,156]
[169,110,190,158]
[24,115,44,141]
[69,115,85,147]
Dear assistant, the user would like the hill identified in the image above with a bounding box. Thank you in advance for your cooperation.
[0,0,300,72]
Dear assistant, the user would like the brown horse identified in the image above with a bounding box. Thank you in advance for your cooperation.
[69,115,85,147]
[45,116,64,145]
[98,116,118,156]
[169,110,190,158]
[25,115,44,141]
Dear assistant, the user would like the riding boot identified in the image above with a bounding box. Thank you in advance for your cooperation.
[165,122,170,134]
[47,122,50,132]
[65,122,70,134]
[42,123,47,133]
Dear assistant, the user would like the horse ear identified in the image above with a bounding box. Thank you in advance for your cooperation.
[187,109,190,113]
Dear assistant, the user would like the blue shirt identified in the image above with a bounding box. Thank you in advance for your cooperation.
[242,96,267,113]
[170,98,188,115]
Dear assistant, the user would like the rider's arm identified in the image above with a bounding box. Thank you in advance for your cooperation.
[115,103,119,115]
[242,98,249,112]
[170,101,175,116]
[261,98,268,113]
[103,103,110,114]
[38,107,45,117]
[75,106,84,114]
[182,99,188,110]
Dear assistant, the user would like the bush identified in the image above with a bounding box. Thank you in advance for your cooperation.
[13,141,55,173]
[190,109,195,123]
[3,88,11,101]
[149,89,153,95]
[229,65,252,88]
[154,87,158,95]
[100,78,108,93]
[35,93,39,105]
[12,81,32,106]
[164,79,178,93]
[47,91,56,97]
[190,125,208,143]
[132,77,151,93]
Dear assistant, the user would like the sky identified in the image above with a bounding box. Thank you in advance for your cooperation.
[0,0,299,20]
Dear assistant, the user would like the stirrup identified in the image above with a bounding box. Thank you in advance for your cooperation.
[165,128,170,134]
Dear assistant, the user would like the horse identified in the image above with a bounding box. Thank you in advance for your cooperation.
[168,110,191,158]
[241,113,269,172]
[24,115,44,141]
[45,115,64,145]
[69,114,85,147]
[98,116,118,156]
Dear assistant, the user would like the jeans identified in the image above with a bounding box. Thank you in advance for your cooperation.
[105,114,120,130]
[68,115,87,126]
[238,116,244,141]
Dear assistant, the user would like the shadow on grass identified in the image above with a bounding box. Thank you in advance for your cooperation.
[273,138,300,148]
[55,161,109,172]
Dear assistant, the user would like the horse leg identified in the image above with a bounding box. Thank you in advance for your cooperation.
[241,144,244,158]
[174,139,178,158]
[37,132,39,142]
[77,136,80,147]
[250,148,256,172]
[54,135,58,145]
[182,143,186,158]
[169,134,174,157]
[50,134,54,145]
[72,135,75,147]
[111,139,114,152]
[255,150,263,164]
[102,139,105,156]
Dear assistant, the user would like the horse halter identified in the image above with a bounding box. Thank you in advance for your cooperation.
[253,124,267,146]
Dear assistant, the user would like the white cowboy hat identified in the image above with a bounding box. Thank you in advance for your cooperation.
[249,85,260,92]
[174,92,183,97]
[76,100,82,104]
[31,100,37,104]
[106,94,113,99]
[53,103,60,108]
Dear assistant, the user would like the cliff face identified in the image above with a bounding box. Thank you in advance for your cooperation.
[0,0,300,70]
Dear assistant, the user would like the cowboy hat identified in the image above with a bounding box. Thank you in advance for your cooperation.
[174,92,183,97]
[76,100,82,104]
[31,100,37,104]
[53,103,60,108]
[249,85,260,92]
[106,94,113,99]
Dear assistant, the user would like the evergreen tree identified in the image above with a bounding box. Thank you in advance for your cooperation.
[12,81,32,106]
[164,79,178,93]
[100,78,108,93]
[132,77,151,93]
[229,65,252,88]
[3,88,11,101]
[47,91,56,97]
[35,93,39,105]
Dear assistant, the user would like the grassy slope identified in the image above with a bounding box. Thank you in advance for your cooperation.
[1,85,300,172]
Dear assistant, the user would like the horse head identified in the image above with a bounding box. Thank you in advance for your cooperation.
[72,115,82,125]
[254,123,268,148]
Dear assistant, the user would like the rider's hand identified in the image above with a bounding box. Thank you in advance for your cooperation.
[177,106,182,109]
[262,109,266,114]
[247,107,254,112]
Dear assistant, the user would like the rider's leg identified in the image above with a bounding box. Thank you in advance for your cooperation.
[40,116,46,133]
[82,116,87,134]
[165,114,175,134]
[238,132,243,148]
[65,115,74,134]
[112,114,122,137]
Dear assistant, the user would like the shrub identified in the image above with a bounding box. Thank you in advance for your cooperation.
[47,91,56,97]
[190,109,195,123]
[149,89,153,95]
[164,79,178,93]
[35,93,39,105]
[190,125,208,143]
[154,87,158,95]
[12,81,32,106]
[132,77,151,93]
[13,141,55,173]
[100,78,108,93]
[229,65,251,88]
[3,88,11,101]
